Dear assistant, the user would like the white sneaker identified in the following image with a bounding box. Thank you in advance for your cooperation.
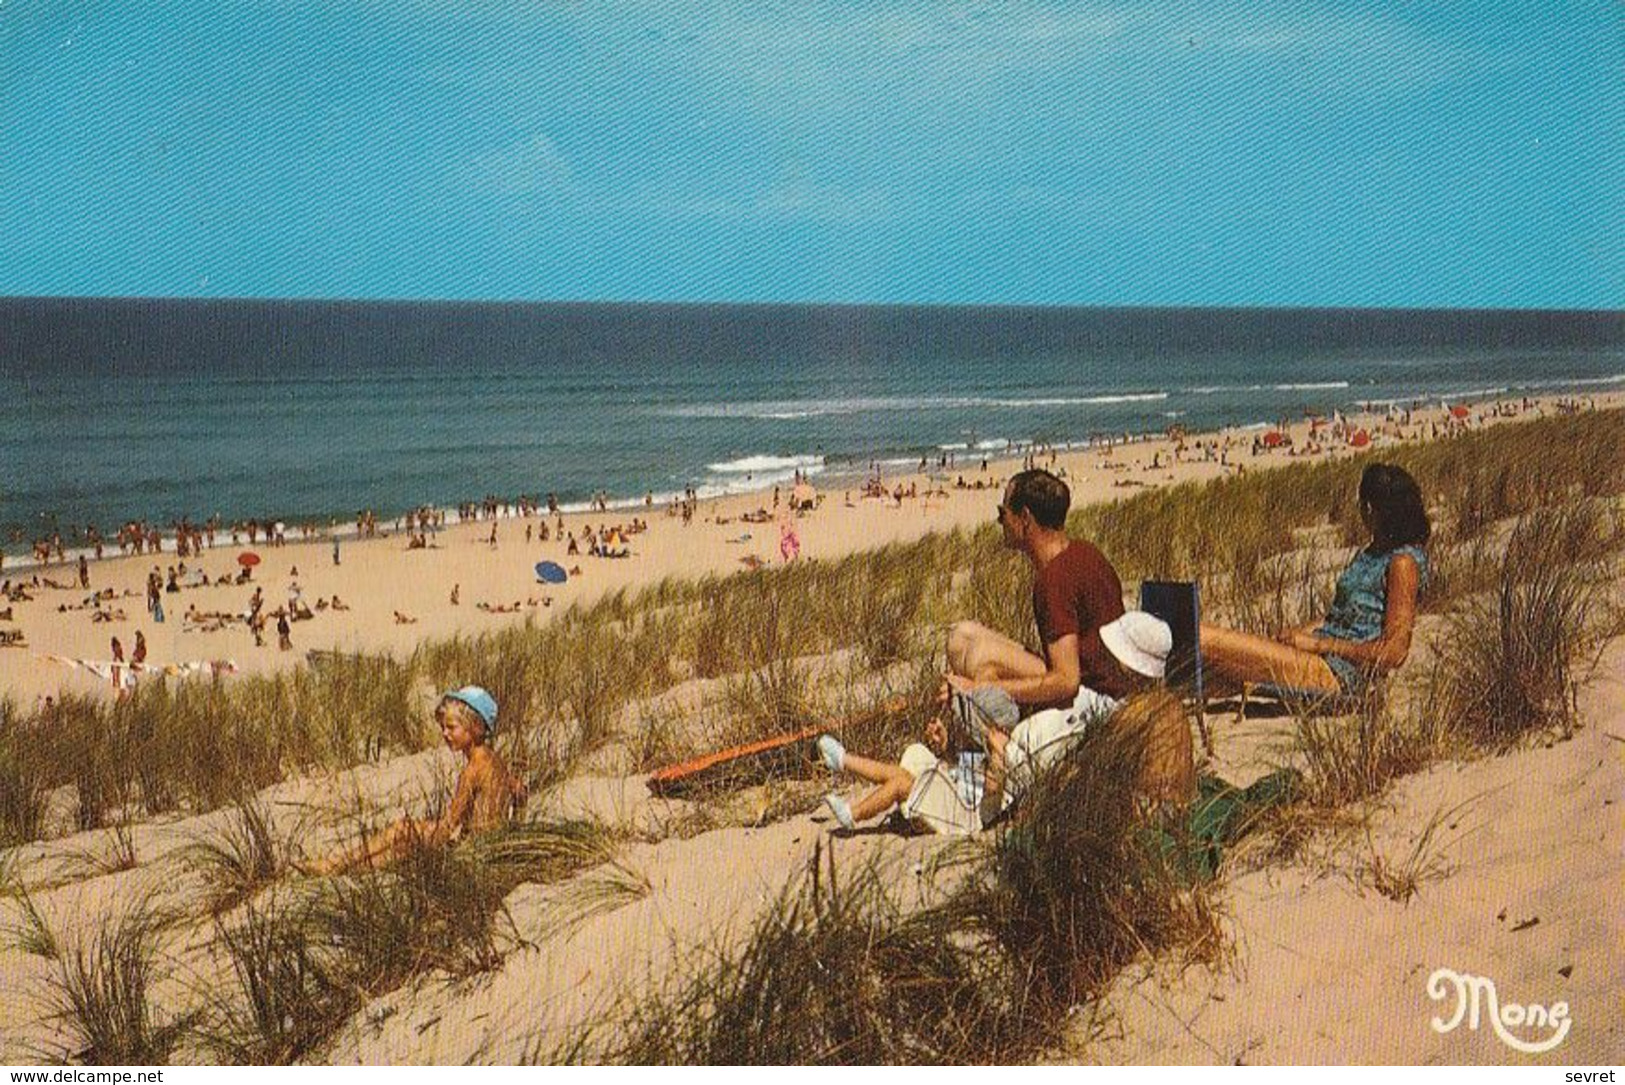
[824,793,855,830]
[815,734,845,773]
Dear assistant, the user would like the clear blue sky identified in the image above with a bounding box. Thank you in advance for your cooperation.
[3,2,1621,308]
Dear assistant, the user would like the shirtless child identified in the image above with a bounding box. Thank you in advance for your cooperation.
[310,686,526,874]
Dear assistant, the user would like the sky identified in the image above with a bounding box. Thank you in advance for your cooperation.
[2,1,1621,308]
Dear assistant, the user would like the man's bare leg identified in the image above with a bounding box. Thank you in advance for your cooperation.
[946,620,1048,682]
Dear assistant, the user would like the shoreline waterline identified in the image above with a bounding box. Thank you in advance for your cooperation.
[7,383,1619,572]
[8,298,1623,541]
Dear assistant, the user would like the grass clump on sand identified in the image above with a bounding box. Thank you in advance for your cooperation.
[0,701,51,845]
[201,818,628,1062]
[1427,504,1620,749]
[302,839,509,992]
[572,722,1216,1065]
[205,894,355,1065]
[949,720,1221,1020]
[181,799,296,915]
[590,844,1027,1066]
[26,899,194,1065]
[1290,691,1450,809]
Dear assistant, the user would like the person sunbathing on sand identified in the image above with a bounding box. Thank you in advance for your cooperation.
[309,687,527,874]
[1200,463,1430,698]
[330,595,350,611]
[393,610,417,624]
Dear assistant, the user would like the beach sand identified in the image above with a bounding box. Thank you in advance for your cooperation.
[6,392,1616,708]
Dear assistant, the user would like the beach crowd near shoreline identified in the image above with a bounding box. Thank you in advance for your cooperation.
[2,391,1616,708]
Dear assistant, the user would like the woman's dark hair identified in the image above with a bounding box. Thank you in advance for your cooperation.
[1359,463,1430,550]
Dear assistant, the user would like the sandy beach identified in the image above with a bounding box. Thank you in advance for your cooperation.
[4,391,1618,708]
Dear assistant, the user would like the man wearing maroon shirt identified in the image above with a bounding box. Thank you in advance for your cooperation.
[947,468,1128,711]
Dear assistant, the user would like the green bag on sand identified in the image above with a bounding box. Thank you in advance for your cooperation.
[1144,768,1303,883]
[994,768,1301,886]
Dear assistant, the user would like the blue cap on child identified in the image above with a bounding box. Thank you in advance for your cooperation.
[442,685,499,734]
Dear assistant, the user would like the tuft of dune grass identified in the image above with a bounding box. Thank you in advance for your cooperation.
[31,897,194,1065]
[0,700,51,846]
[562,712,1219,1065]
[1427,503,1617,748]
[204,892,355,1065]
[181,799,295,915]
[581,843,1026,1066]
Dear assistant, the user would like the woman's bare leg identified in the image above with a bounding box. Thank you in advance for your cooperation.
[1199,623,1341,693]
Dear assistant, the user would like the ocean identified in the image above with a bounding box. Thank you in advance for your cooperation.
[3,298,1622,538]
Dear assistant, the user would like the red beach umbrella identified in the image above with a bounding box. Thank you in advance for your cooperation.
[1350,429,1371,448]
[1262,431,1285,448]
[237,551,262,568]
[1449,405,1471,419]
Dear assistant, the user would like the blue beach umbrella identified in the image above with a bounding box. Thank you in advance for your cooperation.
[535,560,568,584]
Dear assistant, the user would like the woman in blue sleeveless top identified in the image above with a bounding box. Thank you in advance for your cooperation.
[1201,463,1430,696]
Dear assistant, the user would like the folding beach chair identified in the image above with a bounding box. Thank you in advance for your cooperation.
[1139,580,1212,756]
[1237,677,1380,719]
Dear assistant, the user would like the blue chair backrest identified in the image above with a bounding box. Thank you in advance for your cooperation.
[1140,580,1203,704]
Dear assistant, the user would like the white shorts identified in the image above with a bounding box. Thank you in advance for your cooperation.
[899,743,983,835]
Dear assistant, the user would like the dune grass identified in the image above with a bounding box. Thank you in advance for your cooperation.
[28,898,194,1065]
[587,843,1026,1066]
[196,816,631,1063]
[570,718,1218,1065]
[1290,690,1450,809]
[205,893,355,1065]
[1426,503,1619,749]
[5,883,60,961]
[950,719,1222,1016]
[1359,802,1468,905]
[0,702,50,846]
[181,799,295,915]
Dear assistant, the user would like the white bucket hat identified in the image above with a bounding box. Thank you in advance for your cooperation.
[1099,611,1173,679]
